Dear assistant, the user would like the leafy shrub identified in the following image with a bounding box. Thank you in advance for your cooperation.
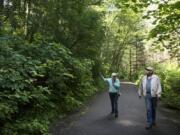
[155,64,180,109]
[0,36,97,134]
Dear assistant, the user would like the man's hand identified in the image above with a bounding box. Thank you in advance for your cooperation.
[157,97,161,101]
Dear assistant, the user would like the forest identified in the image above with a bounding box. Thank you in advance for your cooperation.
[0,0,179,134]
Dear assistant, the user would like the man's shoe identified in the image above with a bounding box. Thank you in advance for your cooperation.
[115,114,118,118]
[152,123,157,127]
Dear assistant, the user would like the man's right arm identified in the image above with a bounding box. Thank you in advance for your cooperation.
[138,78,143,98]
[157,77,162,99]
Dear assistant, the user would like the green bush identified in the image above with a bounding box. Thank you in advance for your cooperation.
[0,36,97,134]
[156,64,180,109]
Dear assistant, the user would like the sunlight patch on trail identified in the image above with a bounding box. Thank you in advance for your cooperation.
[116,119,142,127]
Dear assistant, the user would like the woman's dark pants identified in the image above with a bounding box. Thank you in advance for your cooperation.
[109,92,118,115]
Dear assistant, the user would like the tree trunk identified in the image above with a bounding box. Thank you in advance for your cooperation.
[0,0,4,11]
[129,47,132,81]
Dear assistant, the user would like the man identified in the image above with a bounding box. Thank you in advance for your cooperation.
[101,73,120,118]
[138,67,162,129]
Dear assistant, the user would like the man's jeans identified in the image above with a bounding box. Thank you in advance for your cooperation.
[145,94,157,126]
[109,93,118,114]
